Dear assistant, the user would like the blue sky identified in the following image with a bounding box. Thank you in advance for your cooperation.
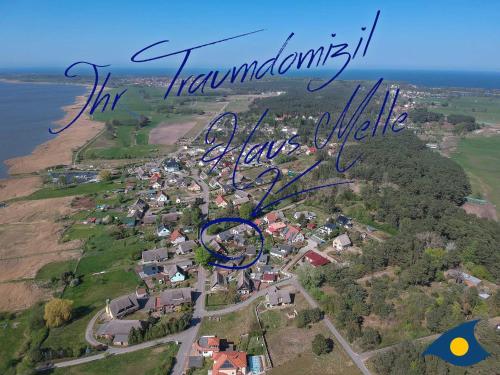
[1,0,499,72]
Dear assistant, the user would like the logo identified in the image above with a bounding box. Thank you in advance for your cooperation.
[423,320,489,366]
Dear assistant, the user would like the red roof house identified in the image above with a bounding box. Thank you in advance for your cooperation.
[212,351,247,375]
[304,250,330,267]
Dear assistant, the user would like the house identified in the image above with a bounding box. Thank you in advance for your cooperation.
[211,351,248,375]
[149,288,192,313]
[96,319,143,346]
[164,264,186,283]
[164,159,180,172]
[304,250,330,267]
[138,263,162,279]
[142,248,169,264]
[157,191,169,203]
[195,335,221,357]
[293,211,316,221]
[136,287,148,299]
[106,294,140,319]
[232,196,250,206]
[237,271,253,294]
[188,182,201,192]
[211,272,228,292]
[217,231,233,242]
[266,222,286,236]
[264,212,278,225]
[215,195,228,208]
[170,229,186,245]
[270,244,294,259]
[446,269,482,288]
[157,225,171,237]
[258,254,269,265]
[332,233,352,251]
[336,215,352,228]
[262,273,277,283]
[176,240,197,255]
[162,212,180,223]
[142,211,158,225]
[219,184,235,195]
[245,245,257,257]
[282,225,304,243]
[318,222,337,236]
[266,286,292,307]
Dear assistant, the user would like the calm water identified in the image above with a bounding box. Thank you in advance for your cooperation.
[0,81,86,178]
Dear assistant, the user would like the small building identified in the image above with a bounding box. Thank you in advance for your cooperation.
[304,250,330,267]
[157,225,171,237]
[211,351,248,375]
[170,229,186,245]
[148,288,193,313]
[106,294,140,319]
[96,319,143,346]
[266,286,292,307]
[237,271,253,294]
[211,272,228,292]
[164,264,186,283]
[142,248,169,264]
[215,195,228,208]
[176,240,197,255]
[332,233,352,252]
[195,336,222,357]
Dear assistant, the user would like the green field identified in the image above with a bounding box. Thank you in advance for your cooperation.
[26,181,122,200]
[452,135,500,214]
[49,343,178,375]
[422,95,500,125]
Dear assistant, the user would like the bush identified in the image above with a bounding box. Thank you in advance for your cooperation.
[312,334,333,356]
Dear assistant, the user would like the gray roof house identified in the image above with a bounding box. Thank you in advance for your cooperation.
[211,272,228,292]
[149,288,193,312]
[142,248,169,263]
[96,319,143,346]
[266,286,292,307]
[106,294,140,319]
[176,240,197,255]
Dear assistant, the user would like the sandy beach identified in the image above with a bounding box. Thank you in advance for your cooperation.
[5,92,104,175]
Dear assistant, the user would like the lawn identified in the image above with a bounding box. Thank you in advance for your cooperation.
[35,259,78,281]
[422,95,500,125]
[269,349,361,375]
[27,181,122,200]
[452,135,500,215]
[0,311,30,374]
[198,299,262,345]
[48,343,178,375]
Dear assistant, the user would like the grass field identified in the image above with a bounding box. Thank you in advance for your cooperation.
[27,181,122,200]
[48,343,178,375]
[452,135,500,215]
[0,311,30,374]
[422,95,500,125]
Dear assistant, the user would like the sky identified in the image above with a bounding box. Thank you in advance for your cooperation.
[1,0,500,72]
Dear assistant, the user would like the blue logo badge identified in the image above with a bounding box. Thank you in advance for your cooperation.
[423,320,489,366]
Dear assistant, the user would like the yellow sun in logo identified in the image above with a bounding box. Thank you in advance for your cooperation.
[450,337,469,357]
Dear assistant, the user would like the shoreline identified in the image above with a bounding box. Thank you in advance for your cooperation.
[0,87,103,201]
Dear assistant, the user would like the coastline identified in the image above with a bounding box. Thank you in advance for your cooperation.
[0,88,103,201]
[5,92,103,176]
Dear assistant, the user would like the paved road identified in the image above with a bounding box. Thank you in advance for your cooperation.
[84,308,104,347]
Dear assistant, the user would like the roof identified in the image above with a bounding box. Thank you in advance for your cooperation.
[334,233,352,247]
[211,272,227,288]
[215,195,227,205]
[262,273,277,282]
[142,248,169,263]
[265,212,278,223]
[304,250,330,267]
[164,264,183,277]
[97,319,142,337]
[237,271,252,290]
[266,286,291,306]
[170,229,184,241]
[156,288,192,307]
[108,294,139,317]
[178,240,197,252]
[212,351,247,375]
[188,356,204,369]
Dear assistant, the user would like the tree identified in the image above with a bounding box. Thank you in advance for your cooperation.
[99,169,112,182]
[239,202,253,220]
[194,246,213,268]
[312,334,332,356]
[360,327,382,350]
[44,298,73,328]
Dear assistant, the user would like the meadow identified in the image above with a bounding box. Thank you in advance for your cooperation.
[452,135,500,215]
